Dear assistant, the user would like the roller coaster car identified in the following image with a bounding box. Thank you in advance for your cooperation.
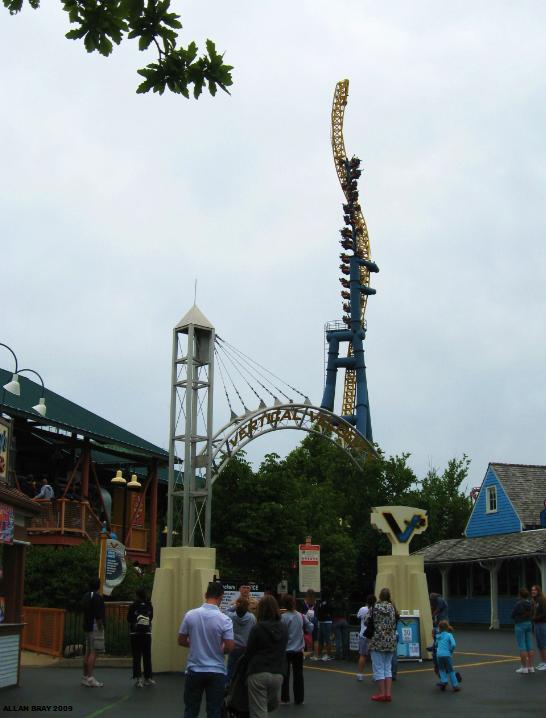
[349,190,359,201]
[339,278,350,288]
[341,291,350,299]
[342,316,351,326]
[340,239,353,250]
[339,264,350,275]
[340,227,352,238]
[343,303,351,313]
[342,203,353,214]
[343,214,352,225]
[349,156,361,169]
[339,253,351,262]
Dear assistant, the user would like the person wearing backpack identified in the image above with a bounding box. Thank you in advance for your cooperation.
[127,587,154,687]
[512,587,534,673]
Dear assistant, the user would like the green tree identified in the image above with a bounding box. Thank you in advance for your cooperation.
[409,455,472,551]
[211,452,306,586]
[24,543,153,610]
[211,434,472,598]
[3,1,233,97]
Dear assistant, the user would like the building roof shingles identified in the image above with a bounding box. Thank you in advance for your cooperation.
[415,528,546,564]
[491,463,546,528]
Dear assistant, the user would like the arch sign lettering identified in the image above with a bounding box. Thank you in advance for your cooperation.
[205,402,376,481]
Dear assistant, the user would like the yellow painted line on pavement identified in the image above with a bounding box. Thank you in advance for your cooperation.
[458,651,519,659]
[305,656,519,678]
[82,693,130,718]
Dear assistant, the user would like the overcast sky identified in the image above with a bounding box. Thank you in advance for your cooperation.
[1,1,544,492]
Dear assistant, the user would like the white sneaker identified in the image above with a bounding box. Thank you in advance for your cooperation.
[356,674,364,682]
[528,667,535,673]
[81,676,90,686]
[143,678,156,686]
[310,655,319,661]
[135,677,144,688]
[321,655,329,661]
[536,663,546,671]
[86,676,104,687]
[515,667,528,674]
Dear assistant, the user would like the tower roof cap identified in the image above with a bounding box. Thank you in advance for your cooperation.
[175,304,214,331]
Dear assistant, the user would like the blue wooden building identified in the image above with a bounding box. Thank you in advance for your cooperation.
[416,463,546,627]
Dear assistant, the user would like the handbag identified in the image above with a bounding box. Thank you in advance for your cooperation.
[363,609,374,639]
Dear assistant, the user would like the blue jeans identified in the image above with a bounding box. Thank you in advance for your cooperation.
[437,656,459,688]
[535,623,546,651]
[184,670,225,718]
[515,621,533,652]
[333,620,348,658]
[318,621,333,649]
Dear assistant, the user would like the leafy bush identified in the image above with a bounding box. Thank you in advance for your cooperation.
[24,543,154,611]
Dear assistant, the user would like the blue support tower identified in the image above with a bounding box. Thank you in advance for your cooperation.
[320,157,379,442]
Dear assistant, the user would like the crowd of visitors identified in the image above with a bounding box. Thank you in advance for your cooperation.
[78,578,546,715]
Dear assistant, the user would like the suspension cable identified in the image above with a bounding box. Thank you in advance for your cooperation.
[215,349,236,417]
[215,342,267,405]
[215,347,249,414]
[216,336,308,401]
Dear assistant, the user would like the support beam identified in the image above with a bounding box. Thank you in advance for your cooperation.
[480,559,503,629]
[439,564,451,601]
[534,556,546,593]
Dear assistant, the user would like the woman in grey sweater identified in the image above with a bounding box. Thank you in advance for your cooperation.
[225,596,256,682]
[280,594,312,705]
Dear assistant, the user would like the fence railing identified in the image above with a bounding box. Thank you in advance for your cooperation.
[27,499,103,542]
[63,602,132,657]
[22,607,65,657]
[23,602,132,657]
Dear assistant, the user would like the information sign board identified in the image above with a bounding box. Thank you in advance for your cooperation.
[298,544,320,592]
[396,611,422,660]
[103,538,127,596]
[219,581,264,613]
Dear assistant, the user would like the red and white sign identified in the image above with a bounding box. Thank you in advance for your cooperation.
[299,543,320,592]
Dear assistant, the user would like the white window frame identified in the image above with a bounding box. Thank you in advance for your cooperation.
[486,485,497,514]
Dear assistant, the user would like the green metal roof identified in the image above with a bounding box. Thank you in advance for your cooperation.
[0,368,168,462]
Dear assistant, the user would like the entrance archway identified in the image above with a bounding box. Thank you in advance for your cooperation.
[203,402,376,481]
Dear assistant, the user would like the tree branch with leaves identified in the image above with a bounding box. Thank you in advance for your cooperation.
[3,0,233,97]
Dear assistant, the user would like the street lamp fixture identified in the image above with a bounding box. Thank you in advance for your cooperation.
[1,344,47,417]
[127,473,142,490]
[19,368,47,417]
[3,374,21,395]
[111,469,127,485]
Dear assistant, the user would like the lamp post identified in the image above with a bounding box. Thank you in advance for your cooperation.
[111,469,141,545]
[1,343,47,416]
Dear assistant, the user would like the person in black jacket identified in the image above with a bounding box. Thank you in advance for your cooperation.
[82,577,105,688]
[246,595,288,718]
[127,587,154,687]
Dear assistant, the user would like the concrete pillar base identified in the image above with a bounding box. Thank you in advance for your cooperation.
[151,546,217,672]
[375,554,433,658]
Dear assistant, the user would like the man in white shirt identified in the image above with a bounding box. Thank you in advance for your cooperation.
[178,581,234,718]
[356,596,374,681]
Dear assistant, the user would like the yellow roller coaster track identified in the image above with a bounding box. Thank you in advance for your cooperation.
[331,79,373,417]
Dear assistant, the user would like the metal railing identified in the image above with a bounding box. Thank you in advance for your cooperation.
[28,499,103,541]
[22,602,132,658]
[63,602,132,657]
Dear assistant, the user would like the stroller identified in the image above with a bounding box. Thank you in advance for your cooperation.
[223,654,279,718]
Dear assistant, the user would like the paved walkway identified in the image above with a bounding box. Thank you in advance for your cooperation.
[3,630,544,717]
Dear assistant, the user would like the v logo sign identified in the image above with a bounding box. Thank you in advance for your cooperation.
[382,513,423,543]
